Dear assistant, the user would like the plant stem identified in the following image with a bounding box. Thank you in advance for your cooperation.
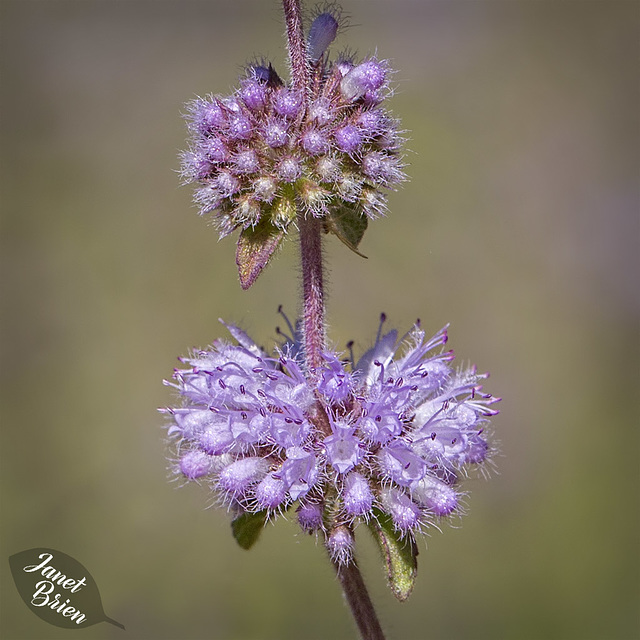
[333,557,387,640]
[298,213,326,377]
[282,0,326,374]
[282,2,384,639]
[282,0,309,102]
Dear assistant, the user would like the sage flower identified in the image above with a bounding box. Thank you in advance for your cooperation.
[162,315,499,565]
[180,10,404,287]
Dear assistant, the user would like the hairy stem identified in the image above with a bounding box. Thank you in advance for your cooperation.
[333,558,387,640]
[283,2,384,638]
[283,0,325,373]
[298,213,326,377]
[282,0,309,102]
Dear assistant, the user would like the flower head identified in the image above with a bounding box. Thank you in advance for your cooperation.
[162,314,499,564]
[180,12,405,288]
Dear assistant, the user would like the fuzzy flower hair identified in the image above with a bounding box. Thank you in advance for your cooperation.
[161,314,499,565]
[179,10,405,287]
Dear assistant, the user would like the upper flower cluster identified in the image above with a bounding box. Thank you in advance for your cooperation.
[180,11,404,287]
[162,315,499,565]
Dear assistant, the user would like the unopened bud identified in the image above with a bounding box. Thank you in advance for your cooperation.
[308,12,339,61]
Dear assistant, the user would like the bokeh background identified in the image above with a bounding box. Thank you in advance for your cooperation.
[1,1,638,639]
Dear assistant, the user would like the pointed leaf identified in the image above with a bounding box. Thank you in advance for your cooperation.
[325,205,368,258]
[9,548,124,630]
[231,510,268,550]
[236,221,285,289]
[367,509,418,601]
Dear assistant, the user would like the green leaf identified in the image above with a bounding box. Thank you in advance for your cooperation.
[324,204,368,258]
[236,220,285,290]
[366,509,418,601]
[231,511,268,550]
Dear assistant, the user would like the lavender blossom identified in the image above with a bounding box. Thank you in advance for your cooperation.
[162,314,499,564]
[180,11,404,288]
[182,58,402,231]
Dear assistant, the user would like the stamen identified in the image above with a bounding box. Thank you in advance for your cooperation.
[376,312,387,344]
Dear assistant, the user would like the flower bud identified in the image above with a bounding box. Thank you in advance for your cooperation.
[308,97,335,125]
[227,112,253,140]
[215,170,240,197]
[326,526,354,565]
[255,473,287,510]
[411,476,458,516]
[343,472,374,516]
[179,450,213,480]
[340,60,387,101]
[308,12,339,61]
[193,185,222,214]
[315,155,341,182]
[381,487,421,532]
[301,129,330,156]
[234,195,261,225]
[219,457,268,495]
[239,79,267,110]
[276,157,302,183]
[192,98,227,134]
[297,502,324,532]
[198,421,233,455]
[271,195,297,230]
[273,88,303,118]
[263,118,289,148]
[253,176,277,202]
[233,149,260,174]
[334,124,362,153]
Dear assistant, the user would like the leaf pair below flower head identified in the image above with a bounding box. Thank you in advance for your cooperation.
[236,218,285,289]
[235,206,368,288]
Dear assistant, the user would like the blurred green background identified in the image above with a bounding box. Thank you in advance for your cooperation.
[1,1,638,639]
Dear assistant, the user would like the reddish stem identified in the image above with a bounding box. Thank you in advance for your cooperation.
[282,0,309,102]
[333,558,387,640]
[298,213,326,376]
[282,2,386,639]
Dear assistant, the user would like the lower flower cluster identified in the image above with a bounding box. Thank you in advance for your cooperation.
[162,316,499,564]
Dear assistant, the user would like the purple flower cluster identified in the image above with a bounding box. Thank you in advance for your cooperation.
[180,15,404,240]
[162,316,499,564]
